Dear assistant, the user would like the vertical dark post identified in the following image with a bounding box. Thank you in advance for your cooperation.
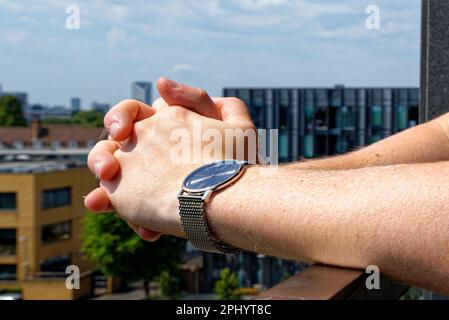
[420,0,449,122]
[420,0,449,299]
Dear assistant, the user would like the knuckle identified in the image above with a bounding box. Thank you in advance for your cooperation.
[162,106,188,122]
[133,120,147,135]
[228,97,246,107]
[197,88,209,100]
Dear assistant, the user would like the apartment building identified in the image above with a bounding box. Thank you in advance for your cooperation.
[0,162,97,299]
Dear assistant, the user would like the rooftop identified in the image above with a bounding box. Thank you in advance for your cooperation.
[0,160,86,174]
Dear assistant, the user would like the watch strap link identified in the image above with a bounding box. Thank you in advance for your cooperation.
[178,195,240,254]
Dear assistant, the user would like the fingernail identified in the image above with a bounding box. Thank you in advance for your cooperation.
[108,121,120,139]
[166,78,179,88]
[94,162,103,178]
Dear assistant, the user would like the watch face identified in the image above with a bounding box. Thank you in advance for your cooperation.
[183,160,244,192]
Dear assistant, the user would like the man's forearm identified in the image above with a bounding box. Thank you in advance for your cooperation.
[207,163,449,294]
[292,114,449,170]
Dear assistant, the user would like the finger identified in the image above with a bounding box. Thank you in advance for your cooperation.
[127,222,162,242]
[84,187,114,212]
[138,226,162,242]
[87,140,121,180]
[104,99,156,141]
[152,97,168,112]
[157,77,221,120]
[212,97,254,128]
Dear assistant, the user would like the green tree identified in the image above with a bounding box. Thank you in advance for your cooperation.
[0,95,27,126]
[82,212,184,296]
[156,270,182,300]
[73,110,103,127]
[214,268,242,300]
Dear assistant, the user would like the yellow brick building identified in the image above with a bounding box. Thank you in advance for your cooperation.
[0,162,97,299]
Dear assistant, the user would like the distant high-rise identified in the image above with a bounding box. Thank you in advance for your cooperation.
[70,97,81,113]
[132,82,152,105]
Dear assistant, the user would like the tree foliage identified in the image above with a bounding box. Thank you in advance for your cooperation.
[0,95,27,126]
[42,111,104,127]
[156,270,182,300]
[73,110,103,127]
[82,212,184,293]
[214,268,242,300]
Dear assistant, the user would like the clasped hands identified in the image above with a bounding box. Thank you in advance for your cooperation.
[84,77,255,241]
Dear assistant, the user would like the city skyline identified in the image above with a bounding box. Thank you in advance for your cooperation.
[0,0,420,108]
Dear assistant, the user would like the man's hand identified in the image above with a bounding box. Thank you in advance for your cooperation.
[84,77,254,239]
[95,101,253,237]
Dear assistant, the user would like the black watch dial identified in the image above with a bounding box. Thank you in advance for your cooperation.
[182,160,244,192]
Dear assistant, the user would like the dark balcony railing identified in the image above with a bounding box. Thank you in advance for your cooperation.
[255,265,408,300]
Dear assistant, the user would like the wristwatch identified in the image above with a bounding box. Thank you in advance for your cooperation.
[177,160,248,254]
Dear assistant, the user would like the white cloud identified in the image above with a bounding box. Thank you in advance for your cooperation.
[106,27,127,47]
[170,63,195,73]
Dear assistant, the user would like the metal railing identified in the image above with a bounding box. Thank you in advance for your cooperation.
[255,265,408,300]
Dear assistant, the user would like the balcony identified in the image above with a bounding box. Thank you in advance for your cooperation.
[0,244,16,256]
[255,265,408,300]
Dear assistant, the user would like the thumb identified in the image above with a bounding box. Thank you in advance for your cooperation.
[157,77,221,120]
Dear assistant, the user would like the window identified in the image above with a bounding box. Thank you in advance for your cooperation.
[371,105,382,128]
[86,140,96,149]
[32,140,43,149]
[0,193,16,211]
[50,141,61,149]
[0,229,16,256]
[68,140,78,149]
[42,187,71,209]
[279,131,289,161]
[396,105,408,130]
[41,221,72,245]
[12,141,23,149]
[0,265,16,280]
[303,134,314,158]
[40,254,71,273]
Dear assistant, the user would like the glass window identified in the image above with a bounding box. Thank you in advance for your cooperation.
[304,106,314,132]
[0,229,16,256]
[304,134,314,158]
[370,134,382,144]
[12,141,23,149]
[40,254,71,273]
[42,187,71,209]
[0,193,16,211]
[68,140,78,149]
[371,105,382,128]
[50,141,61,149]
[41,221,72,245]
[87,140,96,149]
[33,140,43,149]
[279,131,289,161]
[396,106,408,130]
[0,265,16,280]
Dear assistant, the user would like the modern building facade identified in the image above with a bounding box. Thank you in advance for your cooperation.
[224,86,419,162]
[0,162,97,299]
[132,82,152,105]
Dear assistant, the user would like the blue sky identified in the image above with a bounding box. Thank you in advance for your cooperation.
[0,0,421,108]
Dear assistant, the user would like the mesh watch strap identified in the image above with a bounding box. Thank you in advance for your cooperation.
[178,195,240,254]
